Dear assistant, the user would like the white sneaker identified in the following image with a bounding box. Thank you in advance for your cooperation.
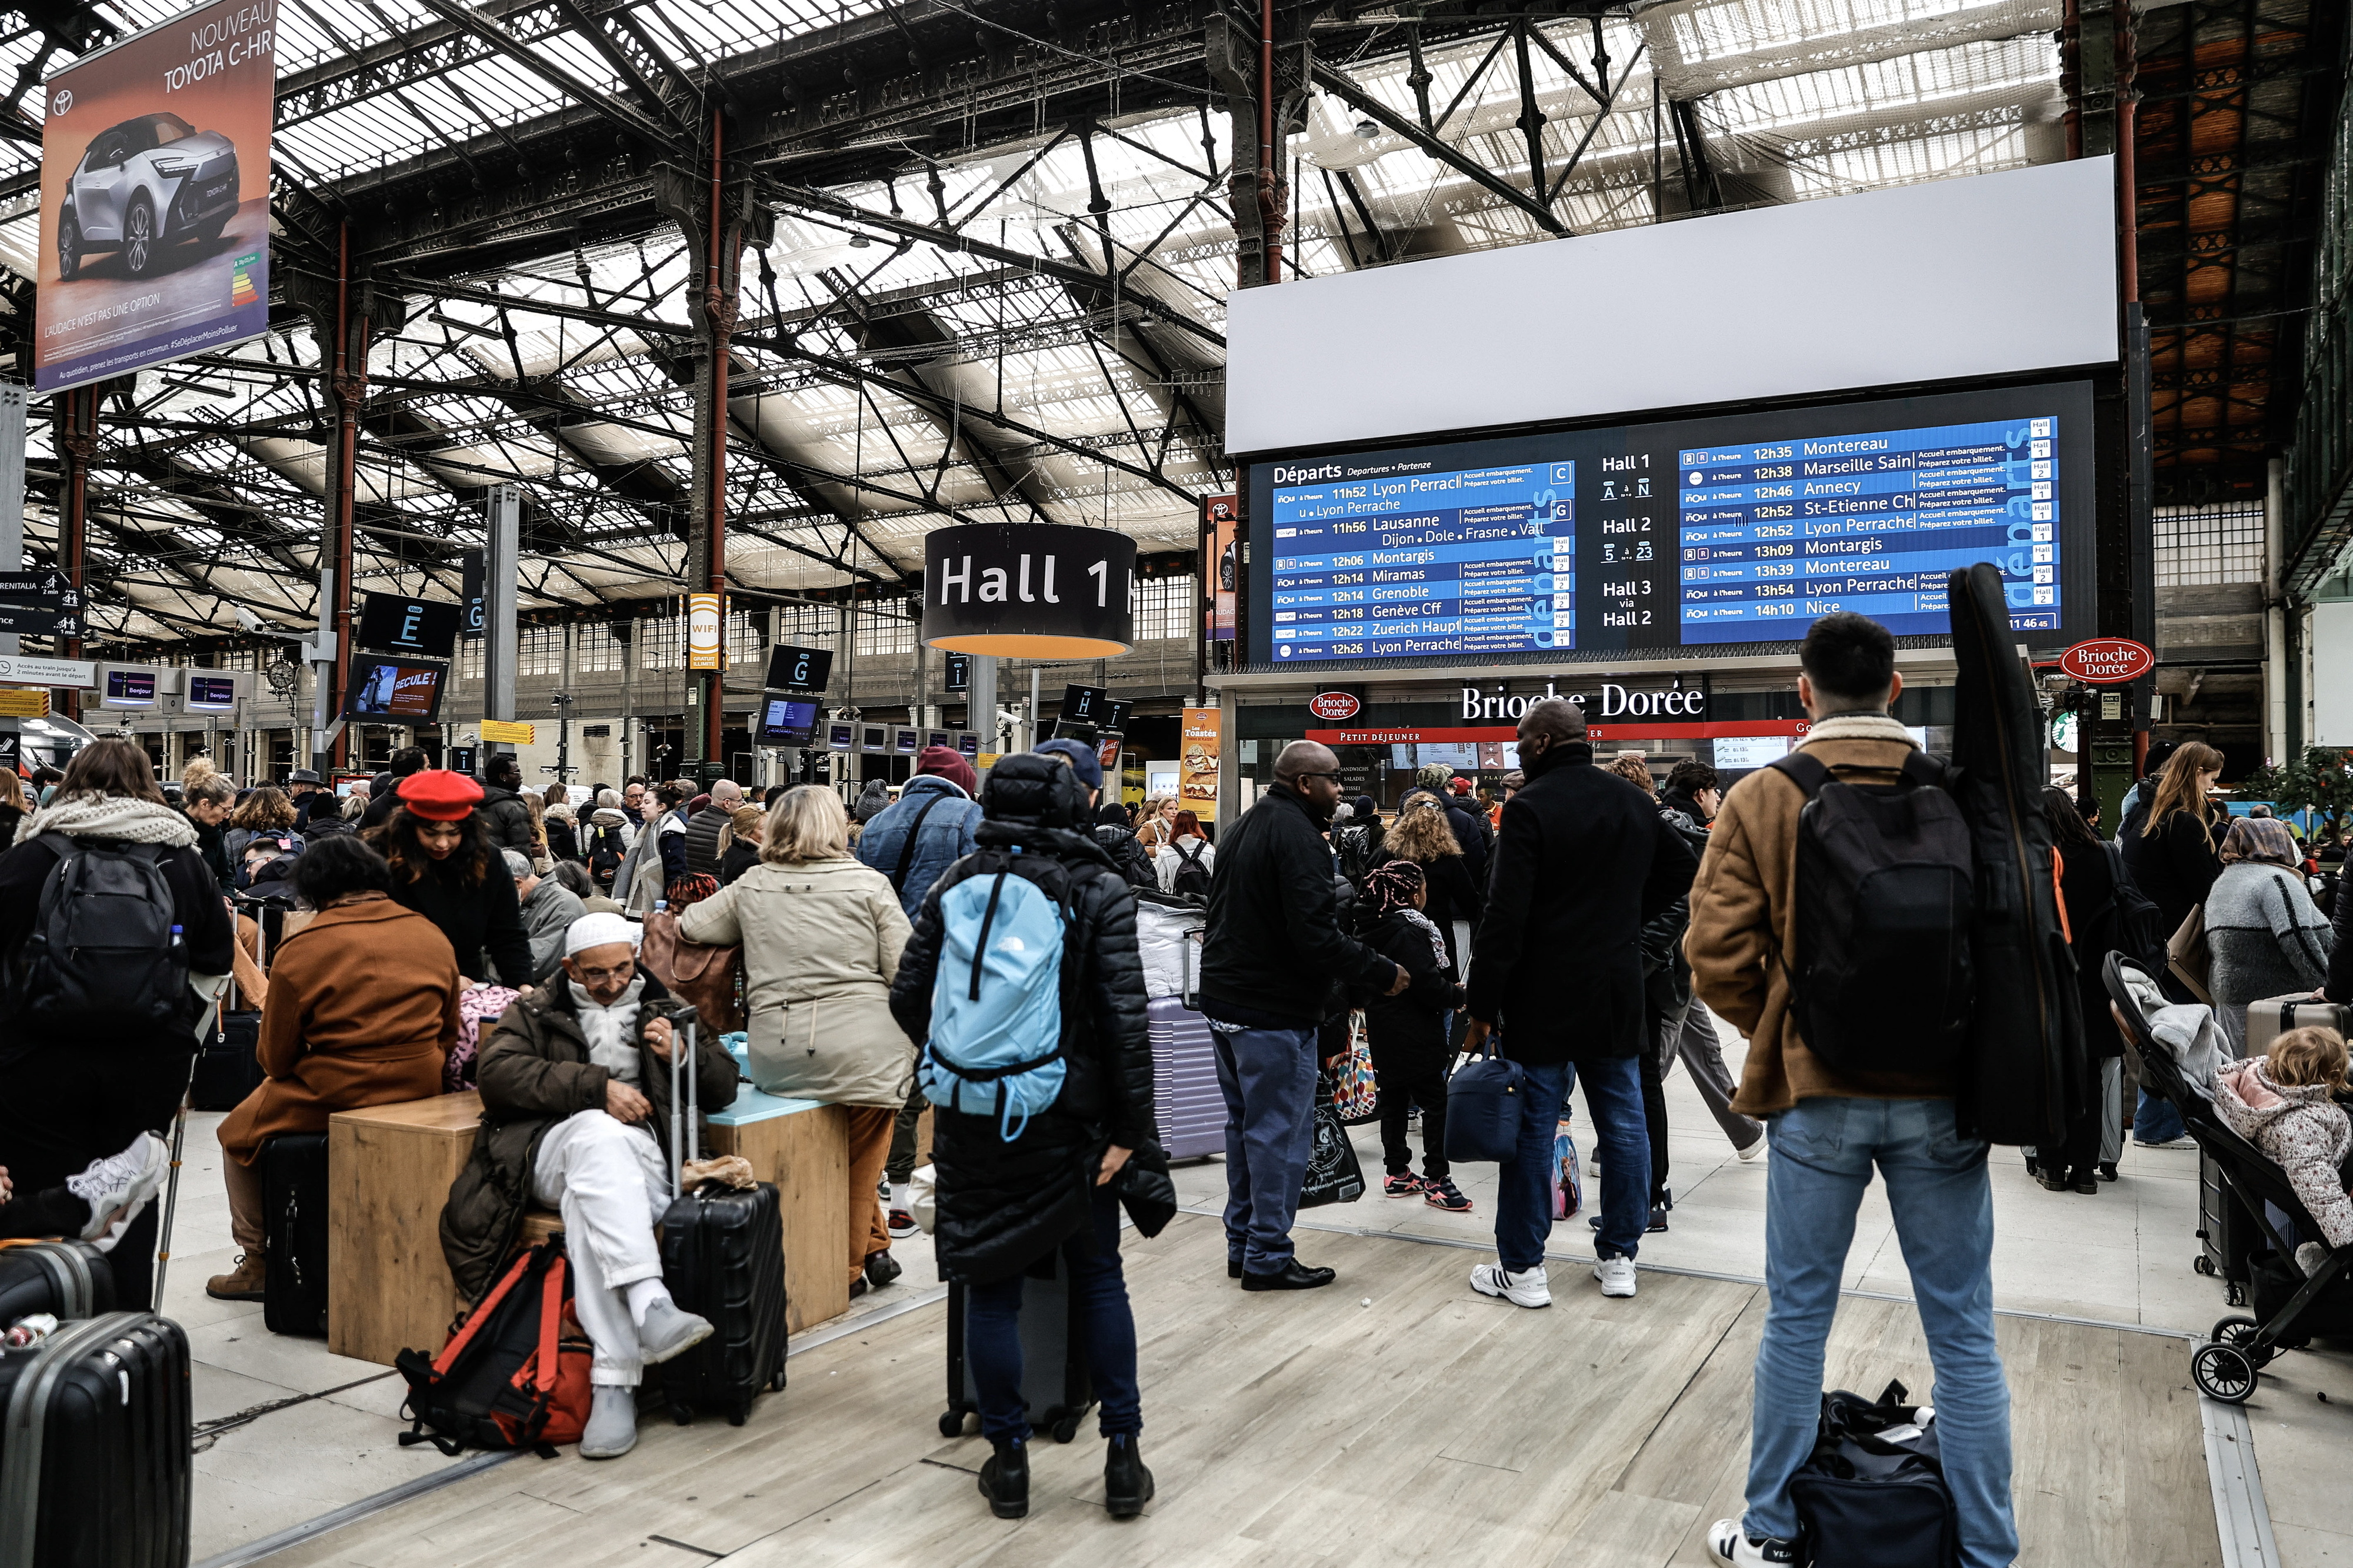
[1707,1518,1801,1565]
[1469,1262,1552,1309]
[1736,1136,1767,1163]
[65,1133,168,1242]
[1594,1256,1638,1297]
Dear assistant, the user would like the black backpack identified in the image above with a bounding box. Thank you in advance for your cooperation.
[1333,824,1374,888]
[8,832,197,1034]
[1771,752,1975,1076]
[1168,838,1212,900]
[2101,840,2170,976]
[586,823,626,883]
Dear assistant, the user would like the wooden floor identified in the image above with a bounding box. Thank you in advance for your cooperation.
[264,1215,2217,1568]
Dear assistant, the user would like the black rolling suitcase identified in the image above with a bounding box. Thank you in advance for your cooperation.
[939,1259,1094,1443]
[2196,1147,2258,1307]
[191,1011,264,1112]
[656,1019,786,1426]
[0,1242,113,1328]
[0,1311,191,1568]
[261,1133,331,1337]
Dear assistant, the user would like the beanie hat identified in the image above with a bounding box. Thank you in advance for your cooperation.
[916,744,978,796]
[1415,763,1454,792]
[1034,738,1104,790]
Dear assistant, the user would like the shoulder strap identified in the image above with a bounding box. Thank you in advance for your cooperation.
[891,794,946,892]
[1176,839,1204,868]
[1767,751,1832,798]
[1898,751,1945,789]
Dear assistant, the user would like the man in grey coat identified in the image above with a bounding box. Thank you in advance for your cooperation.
[505,848,588,980]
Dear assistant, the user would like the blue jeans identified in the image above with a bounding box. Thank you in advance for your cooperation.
[1745,1097,2015,1568]
[1495,1056,1650,1270]
[1212,1022,1318,1273]
[966,1186,1140,1443]
[2133,1085,2186,1144]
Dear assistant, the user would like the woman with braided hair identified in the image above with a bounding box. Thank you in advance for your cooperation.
[1355,859,1472,1213]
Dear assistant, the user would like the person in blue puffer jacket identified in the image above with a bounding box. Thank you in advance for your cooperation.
[855,745,985,1230]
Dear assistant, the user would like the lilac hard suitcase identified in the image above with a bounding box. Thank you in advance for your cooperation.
[1146,997,1226,1160]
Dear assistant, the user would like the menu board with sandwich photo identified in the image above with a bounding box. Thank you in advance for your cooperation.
[1179,706,1222,822]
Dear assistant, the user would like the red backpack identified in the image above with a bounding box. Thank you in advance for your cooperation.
[396,1240,593,1456]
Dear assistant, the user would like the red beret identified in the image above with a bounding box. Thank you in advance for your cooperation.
[397,769,484,821]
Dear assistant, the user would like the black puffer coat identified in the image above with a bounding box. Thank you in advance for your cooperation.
[889,753,1154,1286]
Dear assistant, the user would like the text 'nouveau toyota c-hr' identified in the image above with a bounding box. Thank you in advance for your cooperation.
[56,112,238,281]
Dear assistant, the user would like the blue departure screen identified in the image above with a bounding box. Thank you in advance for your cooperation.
[1678,415,2060,642]
[1248,381,2093,665]
[1266,456,1575,660]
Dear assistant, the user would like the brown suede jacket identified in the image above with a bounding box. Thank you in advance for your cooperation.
[1683,713,1959,1117]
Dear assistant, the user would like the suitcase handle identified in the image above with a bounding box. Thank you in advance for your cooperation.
[668,1010,701,1200]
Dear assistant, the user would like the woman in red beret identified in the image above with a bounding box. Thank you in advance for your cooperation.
[365,769,533,989]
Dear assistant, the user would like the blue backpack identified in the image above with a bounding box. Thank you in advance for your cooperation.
[921,856,1077,1139]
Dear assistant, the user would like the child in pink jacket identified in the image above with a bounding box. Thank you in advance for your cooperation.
[2213,1026,2353,1270]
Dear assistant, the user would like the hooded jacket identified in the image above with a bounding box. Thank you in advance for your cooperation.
[439,969,738,1300]
[887,753,1154,1285]
[1092,810,1158,890]
[854,772,984,919]
[476,779,536,854]
[1199,782,1399,1027]
[1467,740,1697,1065]
[2214,1056,2353,1246]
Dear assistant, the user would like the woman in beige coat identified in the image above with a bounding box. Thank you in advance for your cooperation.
[681,785,915,1295]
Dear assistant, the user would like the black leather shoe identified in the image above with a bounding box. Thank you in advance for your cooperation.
[865,1249,903,1290]
[1227,1259,1242,1279]
[2097,1162,2119,1183]
[1241,1260,1335,1292]
[2071,1170,2101,1195]
[979,1440,1029,1519]
[1105,1433,1155,1519]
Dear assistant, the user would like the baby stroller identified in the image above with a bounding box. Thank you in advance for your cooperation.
[2103,952,2353,1402]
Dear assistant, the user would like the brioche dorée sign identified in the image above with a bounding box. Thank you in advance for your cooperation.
[1308,691,1361,721]
[2058,638,2154,685]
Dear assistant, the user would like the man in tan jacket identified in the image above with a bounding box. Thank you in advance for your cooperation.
[1688,612,2015,1568]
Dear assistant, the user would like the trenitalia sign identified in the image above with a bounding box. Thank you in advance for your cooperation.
[1459,683,1705,722]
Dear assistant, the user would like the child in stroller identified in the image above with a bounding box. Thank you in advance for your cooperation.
[2212,1025,2353,1278]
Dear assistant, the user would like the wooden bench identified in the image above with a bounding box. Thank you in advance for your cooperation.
[702,1092,851,1335]
[327,1088,858,1366]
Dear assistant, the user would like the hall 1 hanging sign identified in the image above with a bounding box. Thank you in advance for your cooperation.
[922,522,1136,659]
[36,0,277,393]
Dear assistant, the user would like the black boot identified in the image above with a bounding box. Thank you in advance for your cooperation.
[979,1439,1029,1519]
[1105,1433,1155,1520]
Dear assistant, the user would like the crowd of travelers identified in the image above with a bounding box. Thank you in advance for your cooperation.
[5,607,2349,1560]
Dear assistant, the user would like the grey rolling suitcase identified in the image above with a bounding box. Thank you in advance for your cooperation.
[2196,1146,2257,1307]
[939,1259,1092,1443]
[1146,996,1227,1160]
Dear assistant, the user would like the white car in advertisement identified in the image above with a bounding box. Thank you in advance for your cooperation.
[57,111,239,281]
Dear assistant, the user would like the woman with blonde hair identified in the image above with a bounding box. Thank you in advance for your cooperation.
[719,802,765,886]
[1135,795,1179,850]
[1373,789,1485,978]
[681,785,915,1296]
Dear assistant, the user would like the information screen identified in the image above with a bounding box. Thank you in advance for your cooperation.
[1248,381,2094,665]
[342,656,447,725]
[759,697,818,743]
[186,675,236,712]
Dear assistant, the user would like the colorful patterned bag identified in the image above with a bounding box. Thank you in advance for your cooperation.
[1331,1009,1381,1125]
[1551,1118,1582,1220]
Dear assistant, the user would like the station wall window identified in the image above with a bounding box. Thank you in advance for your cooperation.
[854,607,917,657]
[574,623,626,674]
[1132,573,1195,643]
[2153,502,2264,588]
[519,624,566,677]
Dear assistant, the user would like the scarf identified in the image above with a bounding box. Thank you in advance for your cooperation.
[575,973,646,1083]
[13,792,198,850]
[1399,908,1448,972]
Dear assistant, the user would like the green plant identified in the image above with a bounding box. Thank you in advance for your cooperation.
[2261,748,2353,845]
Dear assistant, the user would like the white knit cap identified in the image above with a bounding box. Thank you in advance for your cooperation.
[563,911,640,958]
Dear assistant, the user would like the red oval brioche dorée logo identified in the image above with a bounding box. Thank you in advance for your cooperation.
[2058,638,2155,684]
[1308,691,1361,720]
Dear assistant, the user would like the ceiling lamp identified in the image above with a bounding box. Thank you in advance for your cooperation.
[1353,118,1379,139]
[922,522,1136,659]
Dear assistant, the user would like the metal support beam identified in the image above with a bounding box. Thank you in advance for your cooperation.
[1312,60,1568,235]
[55,386,96,720]
[484,483,521,752]
[408,0,689,156]
[0,382,23,660]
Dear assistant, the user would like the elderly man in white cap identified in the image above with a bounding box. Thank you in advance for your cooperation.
[440,911,742,1459]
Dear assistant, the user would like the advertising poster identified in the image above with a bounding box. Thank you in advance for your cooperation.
[36,0,276,392]
[1202,495,1238,642]
[1179,706,1222,822]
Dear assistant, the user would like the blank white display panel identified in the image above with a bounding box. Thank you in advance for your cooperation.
[1225,157,2120,456]
[2316,602,2353,746]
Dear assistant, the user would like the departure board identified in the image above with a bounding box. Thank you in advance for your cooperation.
[1248,381,2094,665]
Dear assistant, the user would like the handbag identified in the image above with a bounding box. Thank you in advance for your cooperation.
[1444,1034,1527,1165]
[1789,1380,1959,1568]
[906,1163,938,1235]
[1298,1078,1367,1209]
[640,906,746,1034]
[1111,1143,1179,1236]
[2168,905,2213,1006]
[1332,1010,1380,1125]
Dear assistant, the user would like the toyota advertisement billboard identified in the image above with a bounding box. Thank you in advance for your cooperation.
[35,0,274,393]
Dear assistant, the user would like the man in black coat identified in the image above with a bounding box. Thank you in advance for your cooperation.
[1200,740,1405,1290]
[361,746,429,830]
[1462,699,1698,1309]
[478,753,538,853]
